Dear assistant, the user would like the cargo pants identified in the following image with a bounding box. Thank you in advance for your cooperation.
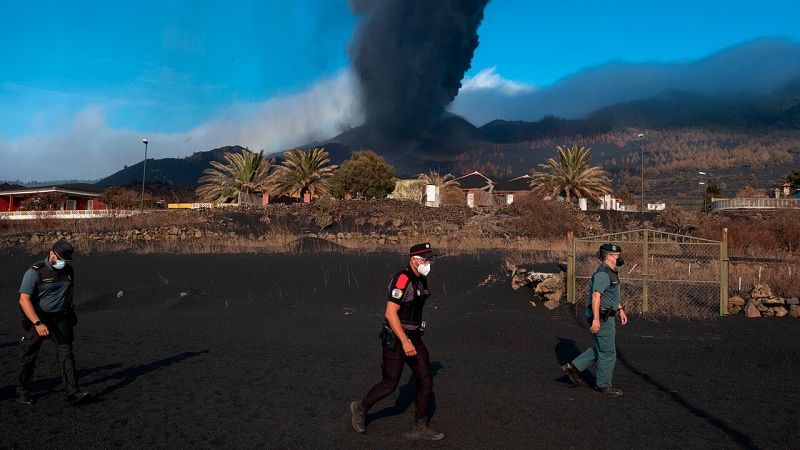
[571,315,617,388]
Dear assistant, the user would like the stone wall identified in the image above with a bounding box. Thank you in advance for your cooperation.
[0,226,223,247]
[0,228,442,251]
[729,284,800,318]
[507,262,566,310]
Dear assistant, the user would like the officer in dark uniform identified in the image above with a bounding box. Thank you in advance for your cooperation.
[562,243,628,397]
[16,239,91,406]
[350,243,444,441]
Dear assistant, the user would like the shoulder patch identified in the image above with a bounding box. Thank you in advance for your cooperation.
[395,274,410,289]
[391,288,404,299]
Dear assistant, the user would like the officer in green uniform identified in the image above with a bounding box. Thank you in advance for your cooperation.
[561,243,628,397]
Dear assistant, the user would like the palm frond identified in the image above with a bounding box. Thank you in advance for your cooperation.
[529,145,611,202]
[271,148,337,199]
[196,148,275,202]
[416,170,460,190]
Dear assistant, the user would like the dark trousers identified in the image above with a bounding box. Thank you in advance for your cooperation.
[361,335,433,421]
[17,313,80,397]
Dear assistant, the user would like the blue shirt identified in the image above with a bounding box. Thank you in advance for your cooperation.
[19,258,74,313]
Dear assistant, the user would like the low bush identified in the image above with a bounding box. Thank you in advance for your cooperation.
[508,194,600,238]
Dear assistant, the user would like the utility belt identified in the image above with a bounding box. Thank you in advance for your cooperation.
[20,306,77,329]
[380,322,426,350]
[588,307,617,322]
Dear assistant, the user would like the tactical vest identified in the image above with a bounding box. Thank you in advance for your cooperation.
[397,278,429,325]
[28,261,74,313]
[594,263,620,286]
[590,263,621,310]
[386,266,430,329]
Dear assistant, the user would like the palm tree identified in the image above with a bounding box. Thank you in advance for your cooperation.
[417,170,460,191]
[271,148,336,201]
[416,170,462,205]
[196,148,275,203]
[530,145,611,203]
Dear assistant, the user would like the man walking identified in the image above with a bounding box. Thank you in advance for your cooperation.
[16,239,91,406]
[562,243,628,397]
[350,243,444,440]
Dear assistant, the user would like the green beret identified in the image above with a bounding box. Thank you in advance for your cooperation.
[599,243,622,253]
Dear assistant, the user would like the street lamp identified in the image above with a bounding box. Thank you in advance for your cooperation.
[637,133,645,213]
[141,139,148,212]
[699,181,706,212]
[698,171,709,212]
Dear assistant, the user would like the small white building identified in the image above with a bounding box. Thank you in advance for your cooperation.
[600,194,622,211]
[424,184,440,207]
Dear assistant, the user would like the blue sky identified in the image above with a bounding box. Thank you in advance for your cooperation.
[473,0,800,85]
[0,0,354,137]
[1,0,799,181]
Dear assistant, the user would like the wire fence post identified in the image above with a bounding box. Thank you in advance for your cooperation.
[567,231,575,304]
[720,227,729,315]
[642,229,649,313]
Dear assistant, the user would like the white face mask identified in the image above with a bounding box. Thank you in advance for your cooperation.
[53,259,67,270]
[417,262,431,276]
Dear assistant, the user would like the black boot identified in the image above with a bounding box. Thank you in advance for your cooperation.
[16,391,34,405]
[67,391,91,406]
[597,386,623,397]
[561,362,582,385]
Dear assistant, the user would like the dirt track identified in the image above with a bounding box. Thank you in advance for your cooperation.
[1,251,798,449]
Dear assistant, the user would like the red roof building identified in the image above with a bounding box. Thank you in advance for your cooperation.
[0,184,108,212]
[453,172,533,207]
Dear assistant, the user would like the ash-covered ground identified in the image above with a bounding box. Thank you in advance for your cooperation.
[1,251,797,449]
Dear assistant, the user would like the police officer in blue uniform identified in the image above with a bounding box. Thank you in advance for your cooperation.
[350,243,444,441]
[562,243,628,397]
[16,239,91,406]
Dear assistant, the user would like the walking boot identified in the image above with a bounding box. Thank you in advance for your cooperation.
[597,386,623,397]
[561,362,582,385]
[67,391,91,406]
[16,392,34,405]
[350,401,366,433]
[405,421,445,441]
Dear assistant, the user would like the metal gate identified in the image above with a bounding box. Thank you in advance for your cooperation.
[567,229,729,318]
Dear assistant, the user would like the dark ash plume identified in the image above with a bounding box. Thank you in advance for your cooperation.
[349,0,489,141]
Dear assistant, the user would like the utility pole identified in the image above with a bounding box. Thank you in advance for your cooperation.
[141,139,149,212]
[637,133,645,214]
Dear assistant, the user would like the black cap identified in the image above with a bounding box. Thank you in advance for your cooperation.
[410,242,433,258]
[599,243,622,253]
[52,239,74,261]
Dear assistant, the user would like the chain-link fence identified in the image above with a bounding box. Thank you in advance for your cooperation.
[567,229,728,318]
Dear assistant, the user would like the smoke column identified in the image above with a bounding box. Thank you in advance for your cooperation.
[349,0,489,141]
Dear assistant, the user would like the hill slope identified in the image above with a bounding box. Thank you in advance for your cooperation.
[90,83,800,203]
[96,146,246,187]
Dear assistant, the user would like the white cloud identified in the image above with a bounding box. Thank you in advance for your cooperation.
[459,67,536,96]
[0,69,363,181]
[187,69,363,154]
